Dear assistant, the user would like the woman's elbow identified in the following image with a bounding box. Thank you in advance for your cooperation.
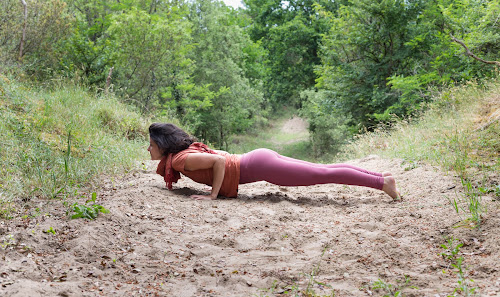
[215,155,226,166]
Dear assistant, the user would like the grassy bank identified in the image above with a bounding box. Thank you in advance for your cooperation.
[343,78,500,226]
[0,75,151,218]
[343,78,499,185]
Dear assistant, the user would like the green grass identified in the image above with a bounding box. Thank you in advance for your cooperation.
[0,75,150,218]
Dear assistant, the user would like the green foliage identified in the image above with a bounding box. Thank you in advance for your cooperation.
[315,0,424,128]
[448,176,486,229]
[58,17,115,86]
[264,14,320,106]
[0,0,73,77]
[306,0,499,151]
[1,0,498,162]
[45,227,56,235]
[107,5,194,111]
[244,0,338,107]
[68,192,109,220]
[440,237,463,262]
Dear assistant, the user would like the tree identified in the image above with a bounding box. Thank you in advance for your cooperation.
[243,0,338,107]
[315,0,424,128]
[183,0,265,148]
[107,6,193,111]
[0,0,72,76]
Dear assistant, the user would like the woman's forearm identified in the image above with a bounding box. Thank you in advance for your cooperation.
[210,157,226,198]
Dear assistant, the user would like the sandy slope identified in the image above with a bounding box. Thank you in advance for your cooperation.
[1,155,499,297]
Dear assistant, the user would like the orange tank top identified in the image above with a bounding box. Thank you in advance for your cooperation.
[171,145,241,197]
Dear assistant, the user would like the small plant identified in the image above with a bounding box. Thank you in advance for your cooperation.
[68,192,109,220]
[370,275,415,297]
[439,237,463,263]
[1,234,15,249]
[44,227,56,234]
[0,198,14,219]
[401,159,419,171]
[300,260,335,297]
[255,280,280,297]
[256,249,335,297]
[448,176,485,228]
[480,184,500,200]
[450,257,477,297]
[439,237,478,296]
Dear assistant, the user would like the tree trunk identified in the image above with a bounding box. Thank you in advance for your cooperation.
[105,67,114,94]
[19,0,27,60]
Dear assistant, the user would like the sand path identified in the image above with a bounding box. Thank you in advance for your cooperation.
[1,154,499,296]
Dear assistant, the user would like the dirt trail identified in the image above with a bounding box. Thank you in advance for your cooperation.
[1,154,499,296]
[271,116,309,146]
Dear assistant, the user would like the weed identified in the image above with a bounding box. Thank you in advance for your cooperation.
[448,177,486,228]
[401,159,419,171]
[439,237,463,264]
[369,275,416,297]
[255,280,279,297]
[1,234,16,249]
[44,227,56,235]
[0,197,14,219]
[439,237,478,296]
[67,192,109,220]
[450,257,478,297]
[1,234,13,248]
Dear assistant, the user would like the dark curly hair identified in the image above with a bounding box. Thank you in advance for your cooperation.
[148,123,194,156]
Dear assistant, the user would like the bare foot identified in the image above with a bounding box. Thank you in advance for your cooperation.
[382,176,401,201]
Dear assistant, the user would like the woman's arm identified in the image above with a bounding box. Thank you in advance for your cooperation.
[184,153,226,200]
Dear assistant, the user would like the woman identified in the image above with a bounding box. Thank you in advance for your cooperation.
[148,123,401,201]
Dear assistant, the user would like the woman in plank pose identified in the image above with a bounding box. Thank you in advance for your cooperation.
[148,123,401,201]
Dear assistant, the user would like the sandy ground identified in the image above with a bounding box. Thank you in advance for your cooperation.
[1,154,500,297]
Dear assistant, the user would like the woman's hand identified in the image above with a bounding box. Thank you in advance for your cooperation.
[190,194,216,200]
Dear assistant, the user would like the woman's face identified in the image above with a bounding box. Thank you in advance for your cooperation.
[148,137,164,160]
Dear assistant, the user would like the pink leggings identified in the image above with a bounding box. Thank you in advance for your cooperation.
[239,149,384,190]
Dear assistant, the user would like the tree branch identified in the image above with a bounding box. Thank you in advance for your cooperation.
[450,34,500,67]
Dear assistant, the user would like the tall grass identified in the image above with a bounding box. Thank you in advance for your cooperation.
[0,75,150,217]
[342,78,500,227]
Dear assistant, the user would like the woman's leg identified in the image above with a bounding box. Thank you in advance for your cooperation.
[240,149,384,189]
[275,153,383,177]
